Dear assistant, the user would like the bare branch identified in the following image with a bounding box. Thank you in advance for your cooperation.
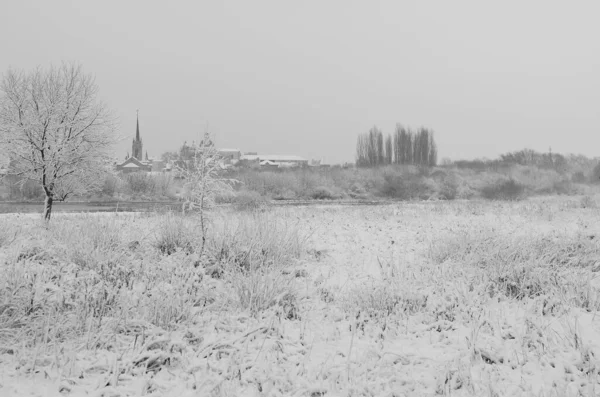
[0,62,118,221]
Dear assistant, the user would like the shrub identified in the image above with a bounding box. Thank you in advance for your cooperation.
[214,190,237,204]
[310,186,337,200]
[380,174,410,199]
[480,179,526,201]
[380,174,436,200]
[233,190,270,211]
[20,179,45,200]
[437,174,459,200]
[572,171,586,183]
[552,179,575,195]
[101,174,120,197]
[152,173,176,197]
[592,163,600,183]
[123,172,156,195]
[272,188,297,200]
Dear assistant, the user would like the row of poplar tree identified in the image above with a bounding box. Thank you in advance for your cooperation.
[356,125,438,167]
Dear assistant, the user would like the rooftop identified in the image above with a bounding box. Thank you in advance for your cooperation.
[241,154,307,162]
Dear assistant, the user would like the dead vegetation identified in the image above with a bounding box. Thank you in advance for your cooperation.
[2,196,600,395]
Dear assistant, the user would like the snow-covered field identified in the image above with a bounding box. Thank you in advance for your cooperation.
[2,196,600,396]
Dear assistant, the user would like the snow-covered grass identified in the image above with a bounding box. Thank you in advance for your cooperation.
[2,196,600,396]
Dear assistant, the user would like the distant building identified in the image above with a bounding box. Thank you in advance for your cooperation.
[239,156,260,168]
[116,112,156,173]
[151,160,166,172]
[116,156,151,173]
[131,114,143,160]
[218,149,241,165]
[240,154,308,168]
[260,160,279,170]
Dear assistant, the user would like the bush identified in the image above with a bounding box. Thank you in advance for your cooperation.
[380,175,410,199]
[20,179,44,200]
[123,172,155,195]
[310,186,337,200]
[101,174,120,197]
[348,183,369,199]
[592,163,600,183]
[572,171,586,183]
[226,163,598,203]
[233,190,270,211]
[272,188,297,200]
[552,179,575,195]
[214,190,237,204]
[118,173,176,198]
[437,174,459,200]
[380,174,436,200]
[480,179,526,201]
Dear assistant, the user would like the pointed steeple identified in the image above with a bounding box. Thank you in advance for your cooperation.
[132,110,143,160]
[145,151,148,161]
[136,110,140,141]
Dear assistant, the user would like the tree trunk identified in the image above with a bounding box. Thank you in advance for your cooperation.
[43,194,53,222]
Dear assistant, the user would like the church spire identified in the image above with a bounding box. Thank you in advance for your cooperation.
[136,109,140,141]
[131,109,143,160]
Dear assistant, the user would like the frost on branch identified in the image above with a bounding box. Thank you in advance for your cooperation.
[0,62,117,220]
[176,132,238,253]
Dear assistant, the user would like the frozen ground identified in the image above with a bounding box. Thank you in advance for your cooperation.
[2,196,600,396]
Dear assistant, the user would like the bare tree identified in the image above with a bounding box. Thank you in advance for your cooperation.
[356,123,438,168]
[355,133,369,167]
[161,150,179,163]
[0,63,117,221]
[427,129,438,166]
[177,131,237,254]
[376,128,384,165]
[384,134,393,164]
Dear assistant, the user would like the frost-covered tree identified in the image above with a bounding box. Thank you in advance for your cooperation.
[0,63,117,221]
[177,132,237,253]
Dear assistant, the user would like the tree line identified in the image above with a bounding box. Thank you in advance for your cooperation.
[356,124,438,167]
[451,148,569,172]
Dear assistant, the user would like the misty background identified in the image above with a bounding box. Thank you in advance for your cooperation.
[1,0,598,164]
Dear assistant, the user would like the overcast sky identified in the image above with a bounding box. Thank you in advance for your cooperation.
[1,0,599,164]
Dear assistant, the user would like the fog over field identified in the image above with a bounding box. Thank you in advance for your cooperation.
[1,1,599,163]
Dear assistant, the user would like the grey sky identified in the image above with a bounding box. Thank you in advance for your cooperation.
[1,0,599,164]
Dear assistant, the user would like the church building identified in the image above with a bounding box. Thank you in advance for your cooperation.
[116,112,152,173]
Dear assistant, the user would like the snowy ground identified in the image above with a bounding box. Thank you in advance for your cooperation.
[2,196,600,396]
